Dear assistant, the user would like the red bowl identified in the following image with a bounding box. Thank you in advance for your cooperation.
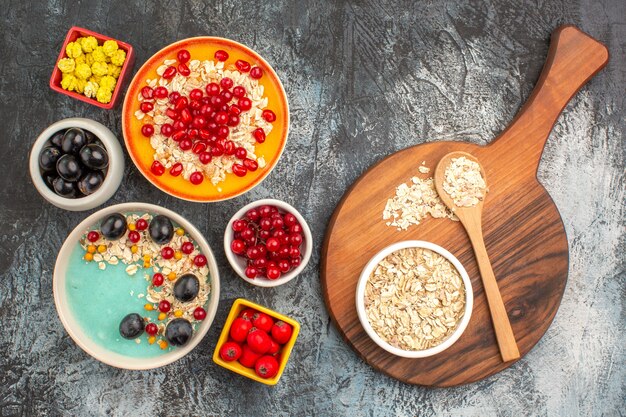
[49,26,135,109]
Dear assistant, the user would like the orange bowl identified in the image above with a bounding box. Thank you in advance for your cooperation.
[122,37,289,202]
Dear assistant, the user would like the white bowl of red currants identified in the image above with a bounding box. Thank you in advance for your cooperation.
[29,117,124,211]
[224,199,312,287]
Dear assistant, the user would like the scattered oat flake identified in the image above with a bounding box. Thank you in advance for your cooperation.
[442,156,488,207]
[418,166,430,174]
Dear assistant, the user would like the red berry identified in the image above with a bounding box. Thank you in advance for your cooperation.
[163,66,177,79]
[291,257,301,267]
[214,49,229,61]
[266,237,280,252]
[238,97,252,111]
[146,323,158,336]
[290,233,303,246]
[290,224,303,234]
[194,254,207,267]
[266,266,281,280]
[262,109,276,122]
[193,307,207,320]
[231,239,246,254]
[246,246,262,259]
[199,152,212,164]
[154,86,168,99]
[245,266,258,279]
[289,247,301,259]
[234,147,247,160]
[229,105,242,116]
[254,258,267,269]
[240,228,255,241]
[151,160,165,176]
[232,219,247,232]
[161,246,174,259]
[232,163,247,177]
[214,111,228,125]
[140,101,153,113]
[189,88,203,101]
[271,217,284,230]
[235,59,251,72]
[128,231,140,243]
[160,123,173,137]
[250,66,263,79]
[253,128,266,143]
[169,163,183,177]
[180,108,193,124]
[211,144,224,156]
[141,86,154,99]
[179,138,192,151]
[232,86,246,98]
[175,96,189,111]
[171,130,186,142]
[136,218,148,231]
[246,209,260,221]
[227,114,240,126]
[217,125,229,138]
[284,213,297,226]
[206,82,220,96]
[190,171,204,185]
[243,158,258,171]
[87,231,99,242]
[141,124,154,137]
[278,259,290,273]
[181,241,194,254]
[223,140,236,155]
[152,273,164,286]
[158,300,171,313]
[177,49,191,63]
[178,63,191,76]
[192,142,207,155]
[169,91,181,103]
[220,77,233,90]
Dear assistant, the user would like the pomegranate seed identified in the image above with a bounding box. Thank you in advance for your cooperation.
[199,129,211,140]
[266,266,281,280]
[238,97,252,111]
[181,241,194,254]
[199,152,212,164]
[128,231,141,243]
[177,49,191,63]
[173,120,186,131]
[180,108,193,124]
[205,82,220,96]
[278,259,290,273]
[189,88,203,101]
[231,239,246,254]
[223,140,236,155]
[141,86,154,99]
[166,108,179,120]
[179,138,192,151]
[229,105,242,115]
[220,77,233,90]
[169,163,183,176]
[253,128,266,143]
[227,114,240,126]
[243,158,258,171]
[232,163,247,177]
[190,142,204,155]
[161,247,174,259]
[235,59,251,72]
[190,171,204,185]
[163,66,177,79]
[140,101,154,113]
[152,272,164,286]
[206,121,218,133]
[175,96,189,111]
[217,126,229,138]
[266,237,280,252]
[210,144,224,156]
[194,254,207,266]
[178,63,191,76]
[246,209,260,221]
[214,49,229,61]
[232,219,247,232]
[171,130,186,142]
[290,233,303,246]
[214,112,228,125]
[189,101,201,111]
[220,90,233,102]
[146,323,158,336]
[284,213,297,226]
[141,124,154,137]
[210,96,224,108]
[161,123,173,137]
[158,300,171,313]
[188,128,199,139]
[193,307,207,320]
[262,109,277,122]
[154,86,169,99]
[250,66,263,79]
[169,91,181,103]
[245,266,258,279]
[234,147,247,159]
[232,86,246,98]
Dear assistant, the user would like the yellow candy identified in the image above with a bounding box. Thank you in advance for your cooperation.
[84,80,99,98]
[60,73,78,91]
[167,272,176,281]
[87,245,96,254]
[148,336,156,345]
[159,340,168,350]
[110,49,126,66]
[100,75,117,92]
[96,86,112,104]
[79,36,98,53]
[158,312,167,321]
[130,245,138,254]
[74,54,86,65]
[128,223,136,231]
[102,40,119,57]
[85,53,95,66]
[176,228,185,236]
[57,58,75,74]
[91,46,107,63]
[174,251,183,260]
[74,78,87,93]
[66,42,83,59]
[74,63,92,80]
[143,254,151,262]
[91,61,108,77]
[97,244,106,253]
[89,75,102,85]
[174,310,183,318]
[107,63,122,78]
[84,253,93,262]
[144,303,154,311]
[143,261,151,268]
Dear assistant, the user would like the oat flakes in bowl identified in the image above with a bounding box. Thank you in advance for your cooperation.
[355,241,473,358]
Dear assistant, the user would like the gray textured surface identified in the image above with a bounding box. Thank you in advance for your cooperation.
[1,0,624,416]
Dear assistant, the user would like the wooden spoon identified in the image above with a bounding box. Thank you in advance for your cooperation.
[434,151,520,362]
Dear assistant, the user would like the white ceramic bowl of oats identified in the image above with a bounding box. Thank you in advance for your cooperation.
[356,240,473,358]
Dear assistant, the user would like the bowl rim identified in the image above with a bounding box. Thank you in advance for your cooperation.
[28,117,124,211]
[355,240,473,358]
[121,36,290,202]
[223,198,312,287]
[49,26,134,109]
[53,202,221,370]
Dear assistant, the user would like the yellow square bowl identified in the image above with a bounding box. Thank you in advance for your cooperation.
[212,298,300,385]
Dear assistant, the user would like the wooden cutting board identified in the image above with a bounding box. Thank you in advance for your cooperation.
[321,26,608,387]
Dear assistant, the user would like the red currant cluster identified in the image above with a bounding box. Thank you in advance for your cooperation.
[230,205,304,280]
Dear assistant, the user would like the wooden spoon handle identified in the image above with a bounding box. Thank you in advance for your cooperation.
[466,224,520,362]
[492,25,609,173]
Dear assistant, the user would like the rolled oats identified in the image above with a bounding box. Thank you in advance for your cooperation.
[442,156,488,207]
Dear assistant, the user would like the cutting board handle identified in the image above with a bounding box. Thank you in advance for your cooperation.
[492,25,609,174]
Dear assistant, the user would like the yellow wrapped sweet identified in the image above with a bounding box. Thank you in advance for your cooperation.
[84,80,99,98]
[96,86,112,104]
[91,46,107,63]
[74,54,86,65]
[100,75,117,92]
[110,49,126,67]
[57,58,75,74]
[74,78,87,93]
[102,40,119,57]
[89,75,102,85]
[66,41,83,59]
[80,36,98,53]
[91,61,108,77]
[85,53,94,66]
[61,73,78,91]
[107,63,122,78]
[75,63,92,80]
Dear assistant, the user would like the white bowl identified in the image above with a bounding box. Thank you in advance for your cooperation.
[29,117,124,211]
[224,198,312,287]
[356,240,473,358]
[53,202,221,370]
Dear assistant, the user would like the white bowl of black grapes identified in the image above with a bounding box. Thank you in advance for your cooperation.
[29,118,124,211]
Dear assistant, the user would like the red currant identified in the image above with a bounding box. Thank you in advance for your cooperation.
[245,266,258,279]
[141,124,154,137]
[177,49,191,63]
[238,97,252,111]
[214,50,229,61]
[250,66,263,79]
[151,160,165,176]
[284,213,297,226]
[189,88,204,101]
[231,239,246,254]
[259,218,272,231]
[246,246,262,259]
[128,231,140,243]
[158,300,171,313]
[161,246,174,259]
[220,77,233,90]
[206,82,220,96]
[246,209,260,221]
[154,86,168,99]
[194,254,207,267]
[140,101,153,113]
[181,241,194,254]
[193,307,207,320]
[152,273,164,286]
[87,231,99,242]
[266,237,280,252]
[136,218,148,231]
[240,228,255,240]
[146,323,158,335]
[290,224,303,234]
[161,123,173,137]
[290,233,303,246]
[232,86,246,98]
[190,172,204,185]
[291,257,301,267]
[289,247,301,258]
[199,152,212,164]
[215,111,228,125]
[278,259,290,273]
[266,266,281,280]
[232,219,247,232]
